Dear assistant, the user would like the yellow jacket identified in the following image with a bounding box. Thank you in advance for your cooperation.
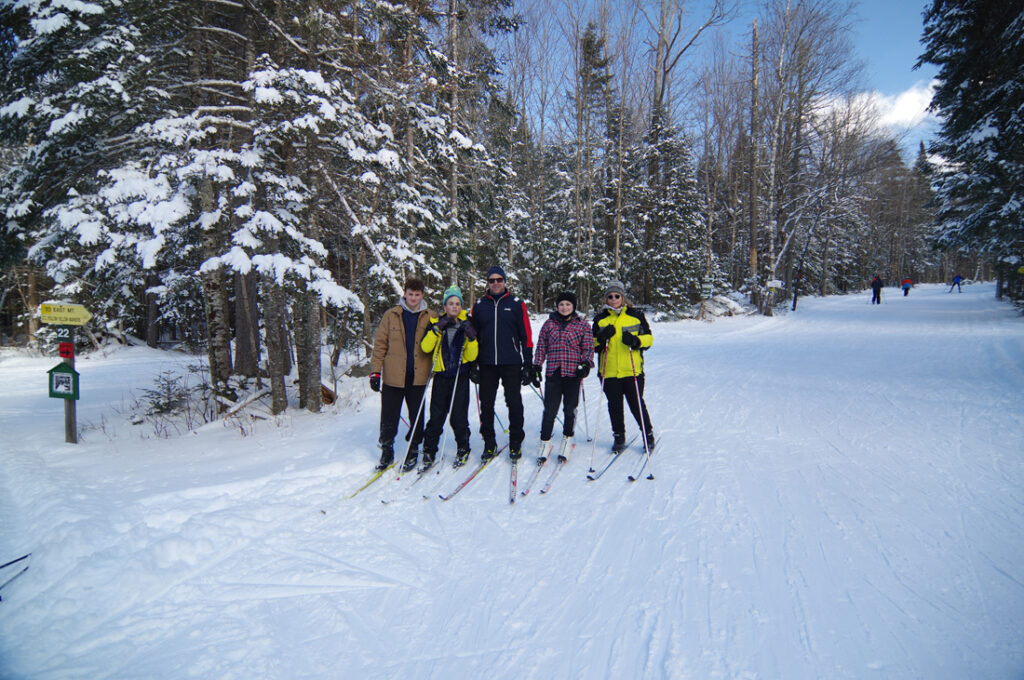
[420,310,480,375]
[592,305,653,378]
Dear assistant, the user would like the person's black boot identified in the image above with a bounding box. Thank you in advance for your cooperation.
[402,448,419,472]
[643,431,656,452]
[376,443,394,470]
[611,433,626,453]
[420,450,436,471]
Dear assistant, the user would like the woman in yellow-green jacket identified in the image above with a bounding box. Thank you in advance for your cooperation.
[417,286,480,470]
[593,280,655,454]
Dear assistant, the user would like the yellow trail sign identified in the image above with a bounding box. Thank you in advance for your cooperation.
[40,303,92,326]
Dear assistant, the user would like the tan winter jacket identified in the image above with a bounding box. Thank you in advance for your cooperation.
[370,300,434,388]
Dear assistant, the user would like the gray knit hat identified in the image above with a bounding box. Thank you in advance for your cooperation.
[603,280,626,299]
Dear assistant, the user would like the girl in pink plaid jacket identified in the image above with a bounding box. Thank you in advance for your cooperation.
[531,292,594,462]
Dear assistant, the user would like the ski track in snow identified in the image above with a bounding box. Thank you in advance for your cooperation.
[1,283,1023,679]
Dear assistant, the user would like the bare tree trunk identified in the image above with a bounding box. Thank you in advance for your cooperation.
[448,0,460,264]
[293,291,322,413]
[748,19,760,307]
[199,177,234,408]
[233,271,260,377]
[261,274,288,414]
[145,272,161,348]
[26,266,40,344]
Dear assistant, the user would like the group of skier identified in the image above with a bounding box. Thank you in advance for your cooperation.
[868,274,965,303]
[368,267,655,475]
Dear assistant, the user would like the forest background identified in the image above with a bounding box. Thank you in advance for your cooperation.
[1,0,1020,415]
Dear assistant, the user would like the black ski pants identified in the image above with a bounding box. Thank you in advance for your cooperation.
[378,373,426,450]
[422,373,471,454]
[602,374,652,438]
[540,373,582,441]
[477,364,525,451]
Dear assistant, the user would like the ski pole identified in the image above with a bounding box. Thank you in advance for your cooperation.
[530,383,562,427]
[580,380,591,442]
[474,379,507,436]
[588,344,610,473]
[0,554,30,572]
[435,343,467,469]
[398,371,432,473]
[628,347,654,480]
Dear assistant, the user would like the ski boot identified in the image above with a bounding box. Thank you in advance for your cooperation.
[480,444,499,463]
[401,448,419,472]
[557,436,572,463]
[419,451,436,472]
[454,449,470,468]
[508,448,522,462]
[611,433,626,454]
[536,440,552,465]
[643,431,656,452]
[376,443,394,470]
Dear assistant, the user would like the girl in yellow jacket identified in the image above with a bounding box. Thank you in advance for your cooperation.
[592,280,655,453]
[417,286,480,470]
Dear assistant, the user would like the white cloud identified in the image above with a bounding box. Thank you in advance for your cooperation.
[867,80,938,129]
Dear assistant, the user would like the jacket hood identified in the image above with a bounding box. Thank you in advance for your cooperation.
[399,296,428,313]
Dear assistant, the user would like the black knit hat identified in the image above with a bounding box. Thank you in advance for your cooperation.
[555,291,577,313]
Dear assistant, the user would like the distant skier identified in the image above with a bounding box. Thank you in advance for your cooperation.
[870,276,884,305]
[593,280,655,454]
[949,274,963,293]
[532,291,594,463]
[901,278,912,296]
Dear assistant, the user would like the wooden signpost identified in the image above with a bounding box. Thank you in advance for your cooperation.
[40,304,92,444]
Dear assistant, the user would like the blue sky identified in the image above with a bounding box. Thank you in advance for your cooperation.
[852,0,936,96]
[724,0,940,154]
[850,0,938,154]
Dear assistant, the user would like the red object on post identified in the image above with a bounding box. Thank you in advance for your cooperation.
[58,342,74,358]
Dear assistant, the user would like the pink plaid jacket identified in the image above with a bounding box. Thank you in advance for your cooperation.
[534,313,594,377]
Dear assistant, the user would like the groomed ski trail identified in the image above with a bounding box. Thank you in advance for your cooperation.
[0,284,1022,679]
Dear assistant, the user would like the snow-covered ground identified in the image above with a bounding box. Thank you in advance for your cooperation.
[1,283,1022,679]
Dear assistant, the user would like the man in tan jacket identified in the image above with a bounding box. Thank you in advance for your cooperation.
[369,278,434,470]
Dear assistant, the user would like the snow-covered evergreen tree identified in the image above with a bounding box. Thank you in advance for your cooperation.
[919,0,1024,276]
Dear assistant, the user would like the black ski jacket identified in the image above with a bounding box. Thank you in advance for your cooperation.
[471,290,533,366]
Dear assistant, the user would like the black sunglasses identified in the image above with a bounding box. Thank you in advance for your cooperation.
[606,293,621,299]
[488,277,505,283]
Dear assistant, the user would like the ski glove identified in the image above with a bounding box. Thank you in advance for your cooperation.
[595,325,615,343]
[369,373,381,392]
[576,362,590,378]
[462,320,477,341]
[468,363,480,384]
[520,363,533,386]
[434,315,454,332]
[532,365,543,388]
[621,332,641,349]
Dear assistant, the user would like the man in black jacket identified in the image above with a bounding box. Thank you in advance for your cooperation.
[471,266,534,461]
